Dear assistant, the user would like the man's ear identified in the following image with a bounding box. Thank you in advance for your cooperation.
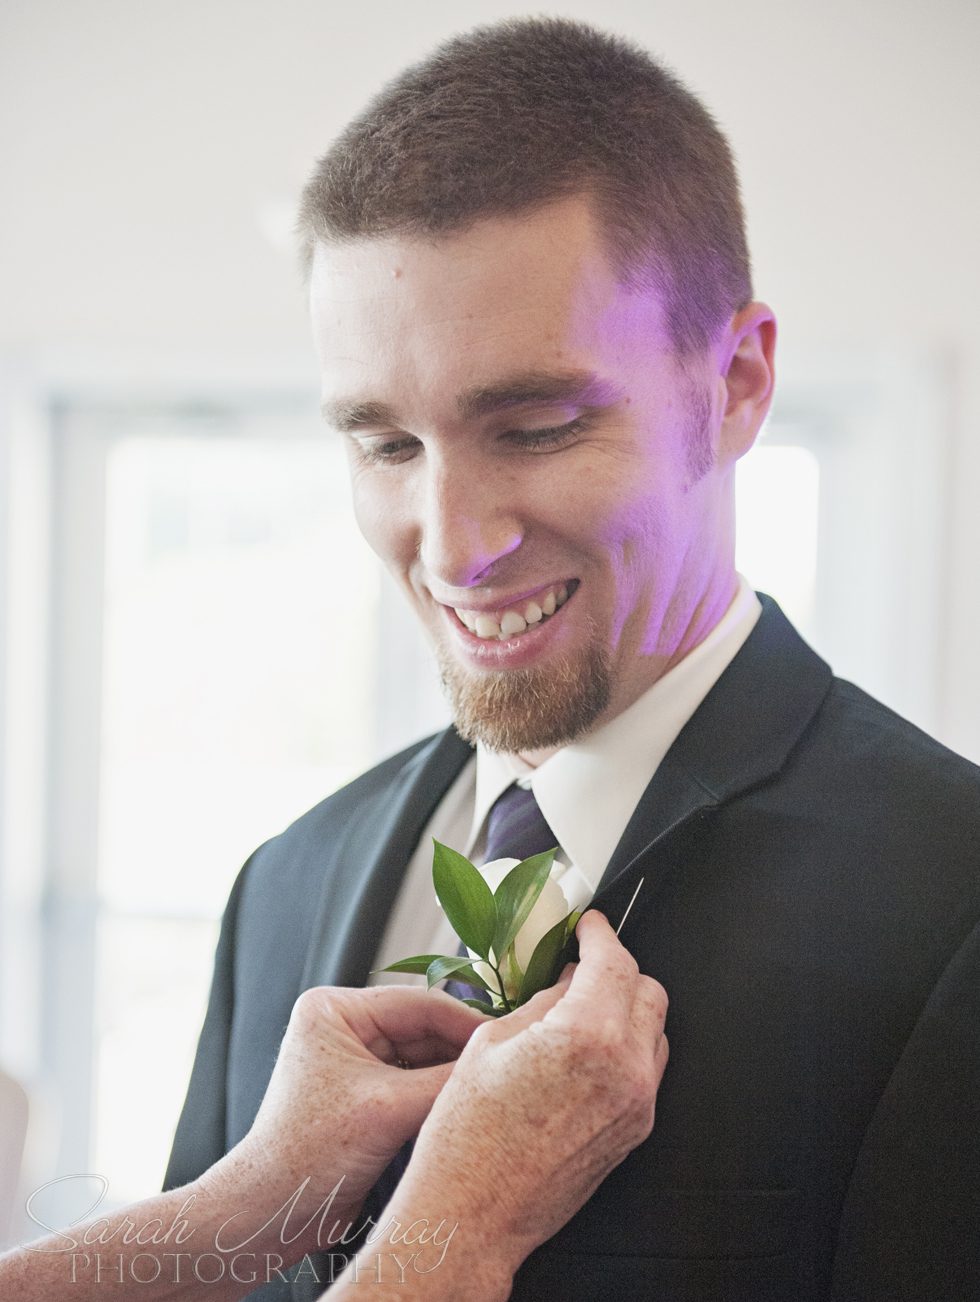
[717,303,777,464]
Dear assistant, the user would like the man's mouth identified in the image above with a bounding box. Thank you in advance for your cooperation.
[450,580,579,641]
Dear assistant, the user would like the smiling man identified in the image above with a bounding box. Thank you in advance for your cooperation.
[166,18,980,1302]
[311,195,773,759]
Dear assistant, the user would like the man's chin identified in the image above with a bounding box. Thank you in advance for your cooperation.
[437,645,611,754]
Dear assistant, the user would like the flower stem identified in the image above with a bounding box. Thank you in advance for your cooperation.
[487,959,513,1013]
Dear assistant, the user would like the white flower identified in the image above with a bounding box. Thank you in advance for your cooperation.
[468,856,573,991]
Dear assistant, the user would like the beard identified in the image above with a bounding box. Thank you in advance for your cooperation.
[683,377,715,484]
[436,629,612,754]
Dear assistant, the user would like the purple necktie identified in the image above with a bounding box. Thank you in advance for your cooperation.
[484,782,560,864]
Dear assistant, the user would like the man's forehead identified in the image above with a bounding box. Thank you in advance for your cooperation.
[309,198,683,426]
[307,194,631,312]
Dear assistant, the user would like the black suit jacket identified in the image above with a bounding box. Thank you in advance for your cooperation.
[165,598,980,1301]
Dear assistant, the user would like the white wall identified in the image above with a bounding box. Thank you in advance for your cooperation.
[2,0,979,757]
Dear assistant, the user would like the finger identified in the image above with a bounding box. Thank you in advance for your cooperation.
[628,987,669,1083]
[653,1033,670,1088]
[630,975,669,1034]
[385,1033,479,1068]
[387,1059,456,1093]
[333,986,491,1060]
[474,976,570,1043]
[559,910,640,1021]
[375,1061,458,1140]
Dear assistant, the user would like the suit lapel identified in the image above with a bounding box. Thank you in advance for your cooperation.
[591,596,834,919]
[300,726,473,989]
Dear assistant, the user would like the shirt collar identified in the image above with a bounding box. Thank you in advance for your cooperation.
[468,576,762,891]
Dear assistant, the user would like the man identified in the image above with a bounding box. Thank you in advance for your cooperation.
[166,18,980,1302]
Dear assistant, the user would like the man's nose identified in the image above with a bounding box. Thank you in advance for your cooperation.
[418,461,522,588]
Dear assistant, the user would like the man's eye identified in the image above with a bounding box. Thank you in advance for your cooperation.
[505,419,585,451]
[354,436,420,465]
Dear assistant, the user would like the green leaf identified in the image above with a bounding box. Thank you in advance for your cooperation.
[518,909,577,1005]
[432,840,497,960]
[374,954,447,976]
[425,954,495,993]
[462,998,505,1016]
[502,944,523,1003]
[491,848,558,960]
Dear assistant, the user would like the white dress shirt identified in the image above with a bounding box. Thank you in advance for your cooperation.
[368,577,761,983]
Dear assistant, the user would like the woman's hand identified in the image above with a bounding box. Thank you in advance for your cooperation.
[333,909,669,1299]
[220,984,489,1252]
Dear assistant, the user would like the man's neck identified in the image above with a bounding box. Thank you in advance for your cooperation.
[515,572,742,770]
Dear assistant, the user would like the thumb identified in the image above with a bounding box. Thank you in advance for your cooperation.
[490,979,569,1042]
[391,1059,456,1109]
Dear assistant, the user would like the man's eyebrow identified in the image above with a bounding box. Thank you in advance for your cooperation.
[320,399,399,434]
[320,371,621,434]
[457,371,621,420]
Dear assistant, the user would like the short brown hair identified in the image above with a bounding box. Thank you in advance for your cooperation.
[298,17,752,356]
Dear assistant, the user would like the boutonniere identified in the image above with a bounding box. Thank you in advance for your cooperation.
[377,840,580,1016]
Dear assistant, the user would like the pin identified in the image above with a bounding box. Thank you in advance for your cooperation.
[615,877,646,937]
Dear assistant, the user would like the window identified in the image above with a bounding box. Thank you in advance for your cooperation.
[47,396,388,1213]
[736,440,821,637]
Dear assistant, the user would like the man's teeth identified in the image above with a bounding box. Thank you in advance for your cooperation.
[455,584,571,640]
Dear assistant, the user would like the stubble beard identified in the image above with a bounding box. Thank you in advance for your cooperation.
[436,625,612,754]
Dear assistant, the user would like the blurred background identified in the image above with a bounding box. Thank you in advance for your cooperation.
[1,0,978,1245]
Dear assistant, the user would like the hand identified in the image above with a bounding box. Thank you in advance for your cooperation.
[386,910,668,1287]
[0,987,488,1302]
[224,985,488,1248]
